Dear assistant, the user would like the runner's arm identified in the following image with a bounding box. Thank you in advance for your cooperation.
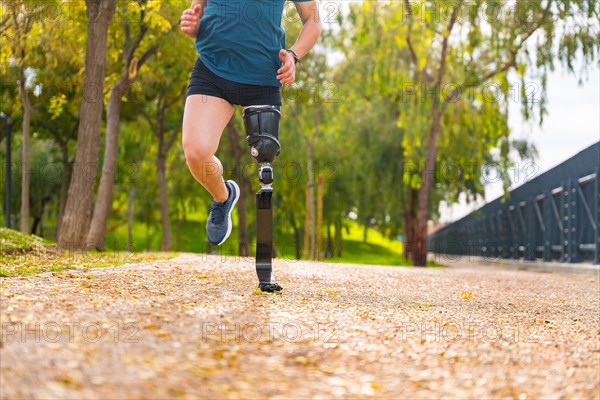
[289,1,322,59]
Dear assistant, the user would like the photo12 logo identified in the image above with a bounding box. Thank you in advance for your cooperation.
[1,321,139,344]
[201,321,339,343]
[398,321,540,343]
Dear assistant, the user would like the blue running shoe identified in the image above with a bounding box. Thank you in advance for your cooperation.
[206,180,240,245]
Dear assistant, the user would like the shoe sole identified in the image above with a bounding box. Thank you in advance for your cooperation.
[214,180,240,246]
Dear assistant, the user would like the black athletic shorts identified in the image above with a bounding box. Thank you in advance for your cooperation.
[187,57,282,106]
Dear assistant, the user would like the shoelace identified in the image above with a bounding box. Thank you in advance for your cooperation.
[208,204,227,224]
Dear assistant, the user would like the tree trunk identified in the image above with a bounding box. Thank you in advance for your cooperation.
[18,65,30,234]
[235,178,249,258]
[413,108,443,266]
[325,223,333,258]
[335,219,343,258]
[402,187,418,260]
[145,212,151,250]
[402,211,410,260]
[127,184,135,252]
[176,217,181,252]
[31,216,40,235]
[226,121,249,257]
[87,75,128,250]
[56,142,72,240]
[58,0,117,250]
[156,155,171,251]
[303,142,314,259]
[316,177,324,260]
[290,211,301,260]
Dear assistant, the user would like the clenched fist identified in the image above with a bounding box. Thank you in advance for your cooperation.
[180,4,202,38]
[277,49,297,86]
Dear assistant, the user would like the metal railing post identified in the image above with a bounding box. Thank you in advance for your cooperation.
[595,166,599,265]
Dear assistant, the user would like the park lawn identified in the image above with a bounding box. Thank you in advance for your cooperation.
[105,215,440,267]
[0,228,178,277]
[1,216,440,277]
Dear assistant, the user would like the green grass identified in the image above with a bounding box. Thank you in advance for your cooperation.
[0,228,178,277]
[0,227,51,252]
[0,265,71,277]
[0,216,440,277]
[105,216,440,267]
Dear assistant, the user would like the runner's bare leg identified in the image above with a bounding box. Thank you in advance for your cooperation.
[182,95,234,202]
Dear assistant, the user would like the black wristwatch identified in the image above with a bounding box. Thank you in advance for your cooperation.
[286,49,301,65]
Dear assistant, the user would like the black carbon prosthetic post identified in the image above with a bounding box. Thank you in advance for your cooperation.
[256,188,281,293]
[243,106,283,293]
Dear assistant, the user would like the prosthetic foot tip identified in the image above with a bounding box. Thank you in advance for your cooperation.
[258,282,283,293]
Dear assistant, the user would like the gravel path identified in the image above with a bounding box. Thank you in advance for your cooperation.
[1,254,599,399]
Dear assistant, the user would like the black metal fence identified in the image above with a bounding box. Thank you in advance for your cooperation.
[429,142,600,264]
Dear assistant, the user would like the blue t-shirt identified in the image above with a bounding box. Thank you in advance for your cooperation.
[195,0,311,87]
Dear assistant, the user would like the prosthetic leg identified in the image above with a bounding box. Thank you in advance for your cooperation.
[243,105,283,293]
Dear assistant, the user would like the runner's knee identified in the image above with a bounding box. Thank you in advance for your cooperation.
[182,136,216,164]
